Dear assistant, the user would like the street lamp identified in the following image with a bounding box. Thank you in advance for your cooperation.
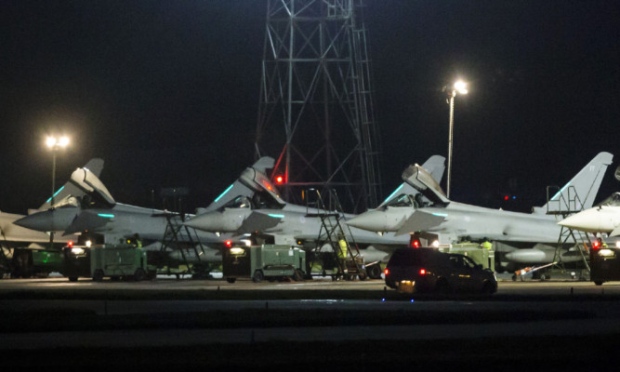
[46,135,70,209]
[446,79,468,199]
[46,135,69,248]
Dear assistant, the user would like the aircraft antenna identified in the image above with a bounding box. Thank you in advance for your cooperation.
[255,0,382,213]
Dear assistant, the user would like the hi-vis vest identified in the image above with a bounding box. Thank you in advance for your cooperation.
[338,239,348,258]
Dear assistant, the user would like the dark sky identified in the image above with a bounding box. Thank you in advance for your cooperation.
[1,0,618,215]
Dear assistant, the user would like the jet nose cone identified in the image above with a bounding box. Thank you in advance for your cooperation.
[13,208,77,232]
[558,209,603,232]
[346,210,389,232]
[14,210,55,231]
[184,211,241,232]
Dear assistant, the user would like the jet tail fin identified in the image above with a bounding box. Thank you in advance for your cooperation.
[37,158,105,210]
[422,155,446,186]
[538,152,613,214]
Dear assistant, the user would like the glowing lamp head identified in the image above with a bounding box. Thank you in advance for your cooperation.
[46,136,70,149]
[224,240,233,249]
[453,80,468,95]
[274,175,284,185]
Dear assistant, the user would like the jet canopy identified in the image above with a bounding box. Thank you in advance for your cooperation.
[239,167,285,208]
[382,193,424,210]
[401,163,450,206]
[597,192,620,207]
[70,166,116,207]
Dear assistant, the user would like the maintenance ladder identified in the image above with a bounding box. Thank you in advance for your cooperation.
[545,185,592,278]
[158,213,213,278]
[305,188,366,280]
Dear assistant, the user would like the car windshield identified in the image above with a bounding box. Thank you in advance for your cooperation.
[449,254,478,269]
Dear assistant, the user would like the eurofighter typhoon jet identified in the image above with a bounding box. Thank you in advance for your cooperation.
[13,159,224,264]
[183,156,447,272]
[346,152,614,272]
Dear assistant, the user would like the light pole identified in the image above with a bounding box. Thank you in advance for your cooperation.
[446,80,468,199]
[46,135,69,247]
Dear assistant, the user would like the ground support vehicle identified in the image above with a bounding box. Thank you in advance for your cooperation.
[63,243,151,282]
[442,242,495,272]
[3,249,64,278]
[590,246,620,285]
[385,247,497,295]
[223,244,306,283]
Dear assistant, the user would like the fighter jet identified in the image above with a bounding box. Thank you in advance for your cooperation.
[346,152,614,270]
[13,160,225,265]
[182,156,447,268]
[0,153,92,278]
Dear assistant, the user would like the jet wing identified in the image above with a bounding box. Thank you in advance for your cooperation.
[235,211,282,235]
[396,209,446,236]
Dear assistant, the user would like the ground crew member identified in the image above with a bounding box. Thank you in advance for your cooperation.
[127,233,143,248]
[337,235,349,273]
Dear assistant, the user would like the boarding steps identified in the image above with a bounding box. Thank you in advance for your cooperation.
[305,189,367,280]
[545,185,592,280]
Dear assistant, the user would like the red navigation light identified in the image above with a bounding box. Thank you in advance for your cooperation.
[274,175,284,185]
[67,241,74,247]
[419,268,427,276]
[224,240,233,249]
[410,238,421,248]
[384,268,390,276]
[592,239,602,250]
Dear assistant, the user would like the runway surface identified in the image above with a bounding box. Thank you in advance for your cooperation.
[2,276,620,369]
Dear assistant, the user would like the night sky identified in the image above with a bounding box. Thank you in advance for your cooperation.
[1,0,618,216]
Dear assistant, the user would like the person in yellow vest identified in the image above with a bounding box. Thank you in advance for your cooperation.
[481,239,492,250]
[337,235,349,273]
[127,233,143,248]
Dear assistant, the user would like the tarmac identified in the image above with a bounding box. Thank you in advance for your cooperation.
[2,275,620,370]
